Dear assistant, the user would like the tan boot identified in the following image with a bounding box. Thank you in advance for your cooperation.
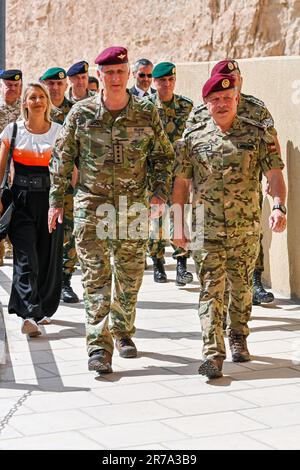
[198,357,224,379]
[228,331,250,362]
[4,237,13,259]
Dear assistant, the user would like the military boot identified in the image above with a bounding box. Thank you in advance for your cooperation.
[176,256,193,286]
[252,269,274,305]
[152,256,167,283]
[88,349,113,374]
[61,275,79,303]
[228,331,250,362]
[198,357,223,379]
[115,337,137,358]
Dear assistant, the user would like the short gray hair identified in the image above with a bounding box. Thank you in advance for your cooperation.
[132,58,153,73]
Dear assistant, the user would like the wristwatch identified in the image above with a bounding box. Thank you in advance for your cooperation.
[272,204,286,214]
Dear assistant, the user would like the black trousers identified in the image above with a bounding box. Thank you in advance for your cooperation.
[8,186,63,320]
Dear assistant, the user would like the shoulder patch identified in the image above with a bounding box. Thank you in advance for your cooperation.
[184,120,207,137]
[178,95,193,105]
[191,103,207,115]
[242,93,265,108]
[238,115,265,129]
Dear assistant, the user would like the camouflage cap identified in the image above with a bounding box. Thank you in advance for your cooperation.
[0,69,22,81]
[67,61,89,76]
[152,62,176,78]
[211,59,240,76]
[40,67,67,81]
[202,73,236,99]
[95,46,128,65]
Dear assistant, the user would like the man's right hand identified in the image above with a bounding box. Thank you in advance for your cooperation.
[48,207,64,233]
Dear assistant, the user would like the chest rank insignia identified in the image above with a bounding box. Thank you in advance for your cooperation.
[113,144,124,164]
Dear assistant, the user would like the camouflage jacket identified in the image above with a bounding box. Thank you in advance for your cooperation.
[0,98,21,133]
[50,97,73,125]
[186,92,276,135]
[49,92,174,218]
[174,116,284,240]
[66,88,95,105]
[146,93,193,145]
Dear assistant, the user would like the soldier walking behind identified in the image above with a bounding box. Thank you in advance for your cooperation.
[41,66,79,303]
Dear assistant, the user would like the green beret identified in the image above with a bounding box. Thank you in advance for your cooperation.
[40,67,67,81]
[152,62,176,78]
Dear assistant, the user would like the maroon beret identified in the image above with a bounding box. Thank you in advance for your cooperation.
[211,59,240,76]
[95,46,128,66]
[202,73,236,99]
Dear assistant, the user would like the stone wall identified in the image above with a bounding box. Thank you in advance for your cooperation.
[6,0,300,79]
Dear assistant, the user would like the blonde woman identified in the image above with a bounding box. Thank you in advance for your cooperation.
[0,82,63,336]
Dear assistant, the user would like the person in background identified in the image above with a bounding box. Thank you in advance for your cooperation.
[0,69,23,265]
[88,76,99,93]
[66,61,95,103]
[41,66,79,303]
[130,58,155,98]
[146,62,194,286]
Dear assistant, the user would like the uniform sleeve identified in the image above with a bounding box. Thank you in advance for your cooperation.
[49,107,79,208]
[259,129,284,174]
[260,105,277,136]
[147,106,175,202]
[173,135,193,179]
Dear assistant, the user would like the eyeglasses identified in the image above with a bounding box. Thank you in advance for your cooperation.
[138,73,152,78]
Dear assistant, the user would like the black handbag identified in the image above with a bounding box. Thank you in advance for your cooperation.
[0,122,18,241]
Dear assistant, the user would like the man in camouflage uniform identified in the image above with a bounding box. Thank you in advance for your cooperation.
[146,61,194,286]
[66,61,95,103]
[41,67,79,303]
[48,47,174,374]
[0,69,22,265]
[187,59,281,306]
[173,74,286,379]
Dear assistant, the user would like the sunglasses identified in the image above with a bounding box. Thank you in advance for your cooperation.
[138,73,152,78]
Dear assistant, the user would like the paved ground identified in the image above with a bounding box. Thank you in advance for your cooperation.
[1,251,300,450]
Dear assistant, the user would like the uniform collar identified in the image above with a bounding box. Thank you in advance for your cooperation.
[96,90,133,120]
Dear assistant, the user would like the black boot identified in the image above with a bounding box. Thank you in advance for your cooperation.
[176,256,193,286]
[152,256,167,283]
[61,275,79,303]
[252,269,274,305]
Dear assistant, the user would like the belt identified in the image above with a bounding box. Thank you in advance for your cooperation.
[13,174,50,191]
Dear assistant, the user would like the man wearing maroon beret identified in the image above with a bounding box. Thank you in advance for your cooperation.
[48,46,174,374]
[172,73,286,379]
[187,59,281,307]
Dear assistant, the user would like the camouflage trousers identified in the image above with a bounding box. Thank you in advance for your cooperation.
[254,232,264,272]
[193,234,259,360]
[75,222,147,356]
[63,186,78,278]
